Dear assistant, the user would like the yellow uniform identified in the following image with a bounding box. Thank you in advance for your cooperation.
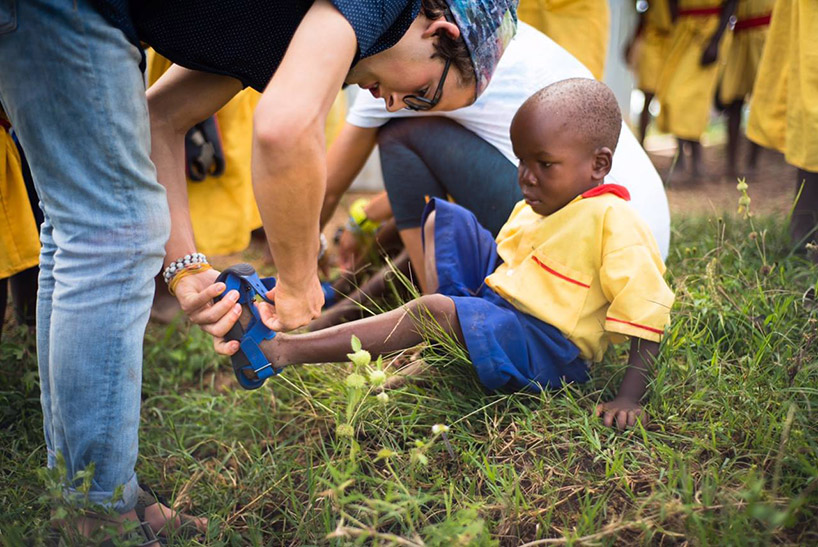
[147,53,348,255]
[747,0,818,172]
[636,0,673,94]
[719,0,774,104]
[485,186,674,362]
[0,125,39,279]
[518,0,610,80]
[656,0,732,141]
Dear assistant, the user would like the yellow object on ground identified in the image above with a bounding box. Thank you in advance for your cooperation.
[719,0,774,104]
[747,0,818,172]
[656,1,731,141]
[0,128,39,279]
[147,52,348,255]
[518,0,610,80]
[635,0,673,94]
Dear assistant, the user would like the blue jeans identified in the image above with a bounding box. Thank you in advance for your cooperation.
[0,0,170,512]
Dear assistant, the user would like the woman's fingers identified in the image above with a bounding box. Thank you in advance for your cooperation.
[178,280,226,313]
[200,302,243,338]
[213,336,241,356]
[188,289,240,325]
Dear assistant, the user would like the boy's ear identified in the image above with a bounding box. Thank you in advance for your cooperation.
[422,17,460,40]
[591,147,613,181]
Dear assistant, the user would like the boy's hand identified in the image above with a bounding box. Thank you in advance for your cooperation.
[595,398,647,430]
[336,228,364,272]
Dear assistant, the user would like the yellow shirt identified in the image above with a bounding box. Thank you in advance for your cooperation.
[0,127,40,278]
[485,185,674,362]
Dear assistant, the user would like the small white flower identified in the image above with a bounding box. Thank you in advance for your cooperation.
[432,424,449,435]
[369,369,387,386]
[347,349,372,368]
[336,424,354,437]
[345,373,366,388]
[375,448,397,460]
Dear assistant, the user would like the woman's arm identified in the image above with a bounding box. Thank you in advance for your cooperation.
[252,0,358,332]
[147,66,244,343]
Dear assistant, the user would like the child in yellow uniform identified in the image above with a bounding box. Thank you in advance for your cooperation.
[720,0,774,178]
[518,0,610,80]
[232,79,675,429]
[0,113,40,338]
[626,0,674,144]
[656,0,737,180]
[747,0,818,253]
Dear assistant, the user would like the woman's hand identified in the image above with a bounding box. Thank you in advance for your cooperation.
[173,268,243,355]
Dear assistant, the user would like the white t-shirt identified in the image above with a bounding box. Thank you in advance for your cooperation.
[347,22,671,258]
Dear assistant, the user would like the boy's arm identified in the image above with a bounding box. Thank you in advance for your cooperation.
[701,0,738,66]
[595,337,659,429]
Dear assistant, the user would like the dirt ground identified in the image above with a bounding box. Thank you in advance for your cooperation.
[650,136,796,217]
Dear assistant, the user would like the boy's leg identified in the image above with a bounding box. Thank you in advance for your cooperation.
[307,251,413,331]
[792,169,818,251]
[266,294,464,367]
[423,211,439,293]
[726,100,743,179]
[0,0,169,517]
[638,91,654,146]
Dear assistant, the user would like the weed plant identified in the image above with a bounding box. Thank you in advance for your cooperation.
[1,212,816,545]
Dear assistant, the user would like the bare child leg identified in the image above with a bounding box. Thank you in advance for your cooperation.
[726,100,743,179]
[263,210,463,368]
[307,251,413,332]
[264,293,463,368]
[638,91,654,146]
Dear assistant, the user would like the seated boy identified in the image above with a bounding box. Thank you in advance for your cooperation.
[233,78,674,429]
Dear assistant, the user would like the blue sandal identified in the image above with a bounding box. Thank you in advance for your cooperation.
[215,264,337,390]
[215,264,280,390]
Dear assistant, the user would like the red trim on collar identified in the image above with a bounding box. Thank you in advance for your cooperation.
[581,184,631,201]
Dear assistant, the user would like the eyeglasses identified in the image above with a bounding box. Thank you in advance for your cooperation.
[402,11,454,111]
[402,58,451,111]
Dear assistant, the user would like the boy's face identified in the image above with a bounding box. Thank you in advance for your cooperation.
[510,105,607,216]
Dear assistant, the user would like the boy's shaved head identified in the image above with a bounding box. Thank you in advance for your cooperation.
[521,78,622,154]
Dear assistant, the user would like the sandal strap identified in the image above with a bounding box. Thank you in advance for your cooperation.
[216,264,281,389]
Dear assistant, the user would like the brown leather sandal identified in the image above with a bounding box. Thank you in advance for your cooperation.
[135,484,206,543]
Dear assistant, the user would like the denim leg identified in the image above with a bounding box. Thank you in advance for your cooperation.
[0,0,170,512]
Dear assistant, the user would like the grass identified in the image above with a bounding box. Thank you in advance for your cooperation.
[1,211,817,545]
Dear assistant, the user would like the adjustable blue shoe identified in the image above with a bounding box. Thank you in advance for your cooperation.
[215,264,338,390]
[215,264,280,390]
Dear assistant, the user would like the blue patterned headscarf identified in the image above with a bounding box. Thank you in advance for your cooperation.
[446,0,518,97]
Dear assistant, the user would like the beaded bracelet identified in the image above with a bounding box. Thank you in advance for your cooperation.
[168,263,213,296]
[163,252,208,285]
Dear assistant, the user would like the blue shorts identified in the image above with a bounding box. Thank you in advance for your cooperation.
[423,199,589,392]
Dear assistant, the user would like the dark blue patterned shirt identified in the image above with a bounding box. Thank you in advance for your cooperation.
[93,0,421,91]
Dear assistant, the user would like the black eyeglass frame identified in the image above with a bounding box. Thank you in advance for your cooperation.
[402,11,455,111]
